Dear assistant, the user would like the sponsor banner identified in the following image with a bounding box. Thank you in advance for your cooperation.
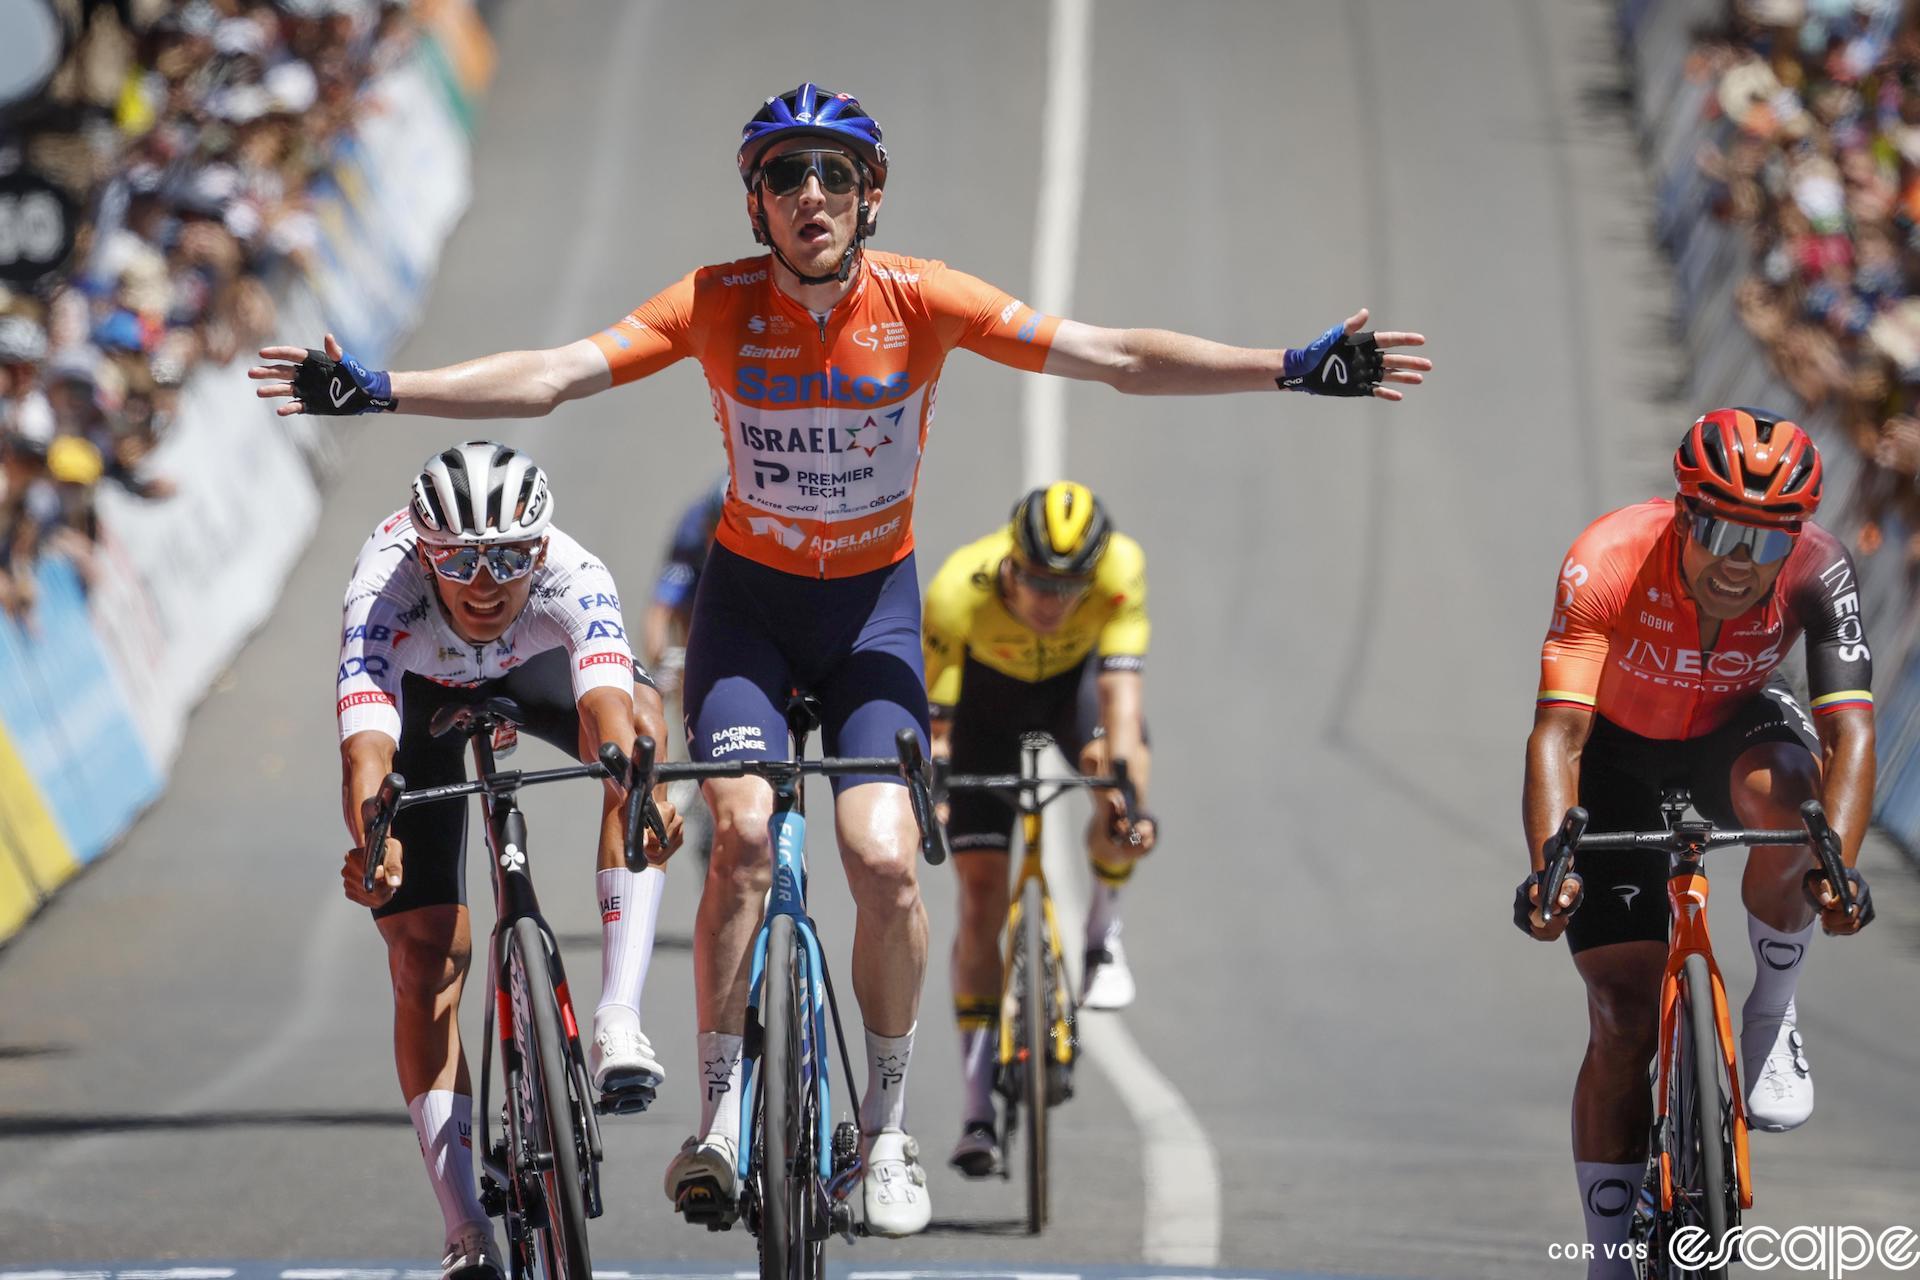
[0,712,79,943]
[0,560,163,873]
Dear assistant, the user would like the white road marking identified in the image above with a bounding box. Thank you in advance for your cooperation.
[117,1272,238,1279]
[1024,0,1224,1266]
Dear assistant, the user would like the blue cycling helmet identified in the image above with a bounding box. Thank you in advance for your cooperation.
[738,83,888,190]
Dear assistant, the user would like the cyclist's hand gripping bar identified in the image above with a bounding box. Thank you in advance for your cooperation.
[1535,806,1589,927]
[896,728,951,866]
[361,772,406,895]
[1798,799,1872,930]
[600,737,668,871]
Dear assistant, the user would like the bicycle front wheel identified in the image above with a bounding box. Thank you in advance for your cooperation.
[508,917,592,1280]
[758,914,823,1280]
[1021,878,1050,1235]
[1664,952,1731,1279]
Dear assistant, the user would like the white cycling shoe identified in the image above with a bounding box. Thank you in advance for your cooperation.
[862,1127,932,1237]
[589,1007,664,1098]
[664,1134,739,1227]
[1081,937,1136,1011]
[1743,1009,1814,1132]
[440,1220,504,1280]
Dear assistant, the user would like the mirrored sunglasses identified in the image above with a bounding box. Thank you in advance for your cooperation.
[1686,505,1798,565]
[426,542,539,583]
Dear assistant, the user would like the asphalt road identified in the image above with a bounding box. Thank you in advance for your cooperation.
[4,3,1919,1278]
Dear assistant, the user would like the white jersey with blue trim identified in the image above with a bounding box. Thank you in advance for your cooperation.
[336,509,639,742]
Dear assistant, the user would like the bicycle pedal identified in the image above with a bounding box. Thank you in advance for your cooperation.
[594,1083,658,1115]
[674,1177,739,1230]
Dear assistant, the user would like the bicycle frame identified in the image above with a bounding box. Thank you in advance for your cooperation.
[468,728,606,1227]
[999,739,1079,1088]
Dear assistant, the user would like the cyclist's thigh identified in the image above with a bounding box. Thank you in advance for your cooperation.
[501,648,586,758]
[1063,650,1149,758]
[1565,719,1673,956]
[1687,677,1820,827]
[376,674,474,920]
[682,544,790,766]
[946,666,1034,855]
[814,553,929,794]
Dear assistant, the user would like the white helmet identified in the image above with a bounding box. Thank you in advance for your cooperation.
[409,441,554,546]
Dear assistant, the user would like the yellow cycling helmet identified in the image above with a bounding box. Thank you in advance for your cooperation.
[1009,480,1112,577]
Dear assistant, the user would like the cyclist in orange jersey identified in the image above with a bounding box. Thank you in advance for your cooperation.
[252,82,1433,1235]
[1516,408,1876,1280]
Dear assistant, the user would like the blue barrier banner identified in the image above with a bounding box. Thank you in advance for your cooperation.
[0,558,163,862]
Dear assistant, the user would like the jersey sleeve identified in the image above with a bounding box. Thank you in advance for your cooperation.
[1537,530,1630,713]
[1789,534,1874,716]
[1094,535,1149,672]
[549,555,639,701]
[921,551,977,712]
[337,589,406,743]
[921,263,1062,373]
[586,271,700,388]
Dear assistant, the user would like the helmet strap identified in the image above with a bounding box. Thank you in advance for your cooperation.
[749,179,872,287]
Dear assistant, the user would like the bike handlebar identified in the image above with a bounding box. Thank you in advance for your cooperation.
[1536,799,1855,926]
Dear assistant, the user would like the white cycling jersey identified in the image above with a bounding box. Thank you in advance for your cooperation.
[336,508,639,742]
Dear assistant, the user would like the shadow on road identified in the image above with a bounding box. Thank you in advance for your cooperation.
[0,1109,410,1138]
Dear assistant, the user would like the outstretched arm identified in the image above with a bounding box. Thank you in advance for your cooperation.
[1041,307,1430,401]
[251,332,611,419]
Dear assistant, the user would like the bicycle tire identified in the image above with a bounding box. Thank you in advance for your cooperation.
[1022,877,1049,1235]
[508,917,593,1280]
[758,914,823,1280]
[1670,952,1730,1278]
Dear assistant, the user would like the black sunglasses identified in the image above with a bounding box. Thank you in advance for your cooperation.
[759,150,861,197]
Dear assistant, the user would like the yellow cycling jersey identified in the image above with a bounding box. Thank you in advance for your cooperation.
[922,528,1149,708]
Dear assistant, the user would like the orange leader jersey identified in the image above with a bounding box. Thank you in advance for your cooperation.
[588,252,1062,579]
[1537,500,1873,740]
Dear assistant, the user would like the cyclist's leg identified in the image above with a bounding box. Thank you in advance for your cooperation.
[1063,654,1150,1004]
[813,553,933,1234]
[376,675,495,1258]
[1566,722,1671,1279]
[944,675,1023,1153]
[674,546,789,1192]
[1692,682,1823,1129]
[509,651,667,1090]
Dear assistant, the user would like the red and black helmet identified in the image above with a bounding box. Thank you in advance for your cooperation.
[1673,407,1823,526]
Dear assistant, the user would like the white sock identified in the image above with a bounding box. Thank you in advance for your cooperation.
[958,1022,996,1126]
[408,1090,488,1239]
[697,1030,744,1148]
[859,1023,915,1134]
[1743,915,1814,1023]
[596,865,664,1019]
[1575,1160,1642,1280]
[1085,881,1122,951]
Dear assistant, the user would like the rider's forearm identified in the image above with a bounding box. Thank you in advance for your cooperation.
[642,602,675,668]
[341,732,397,845]
[1817,707,1876,867]
[1522,718,1585,870]
[1096,671,1150,807]
[389,344,609,419]
[1068,325,1285,396]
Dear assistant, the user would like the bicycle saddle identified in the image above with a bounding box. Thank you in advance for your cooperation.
[429,696,526,739]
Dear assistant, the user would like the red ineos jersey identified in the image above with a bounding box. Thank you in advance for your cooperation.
[336,510,637,742]
[1538,500,1873,739]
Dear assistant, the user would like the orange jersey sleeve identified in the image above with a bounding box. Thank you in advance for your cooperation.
[1538,524,1635,712]
[920,263,1061,372]
[588,271,701,387]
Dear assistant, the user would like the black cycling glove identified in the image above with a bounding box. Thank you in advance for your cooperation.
[1513,869,1581,938]
[1277,321,1384,397]
[292,347,395,415]
[1802,865,1875,932]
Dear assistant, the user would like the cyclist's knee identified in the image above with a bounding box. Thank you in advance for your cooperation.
[953,853,1009,928]
[386,923,468,1008]
[845,838,921,916]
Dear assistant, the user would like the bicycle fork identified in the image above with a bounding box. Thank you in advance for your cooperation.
[1652,863,1752,1215]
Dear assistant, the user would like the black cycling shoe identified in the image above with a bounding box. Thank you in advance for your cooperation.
[948,1119,1002,1179]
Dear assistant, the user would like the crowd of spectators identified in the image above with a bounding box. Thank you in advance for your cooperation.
[0,0,415,624]
[1691,0,1920,573]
